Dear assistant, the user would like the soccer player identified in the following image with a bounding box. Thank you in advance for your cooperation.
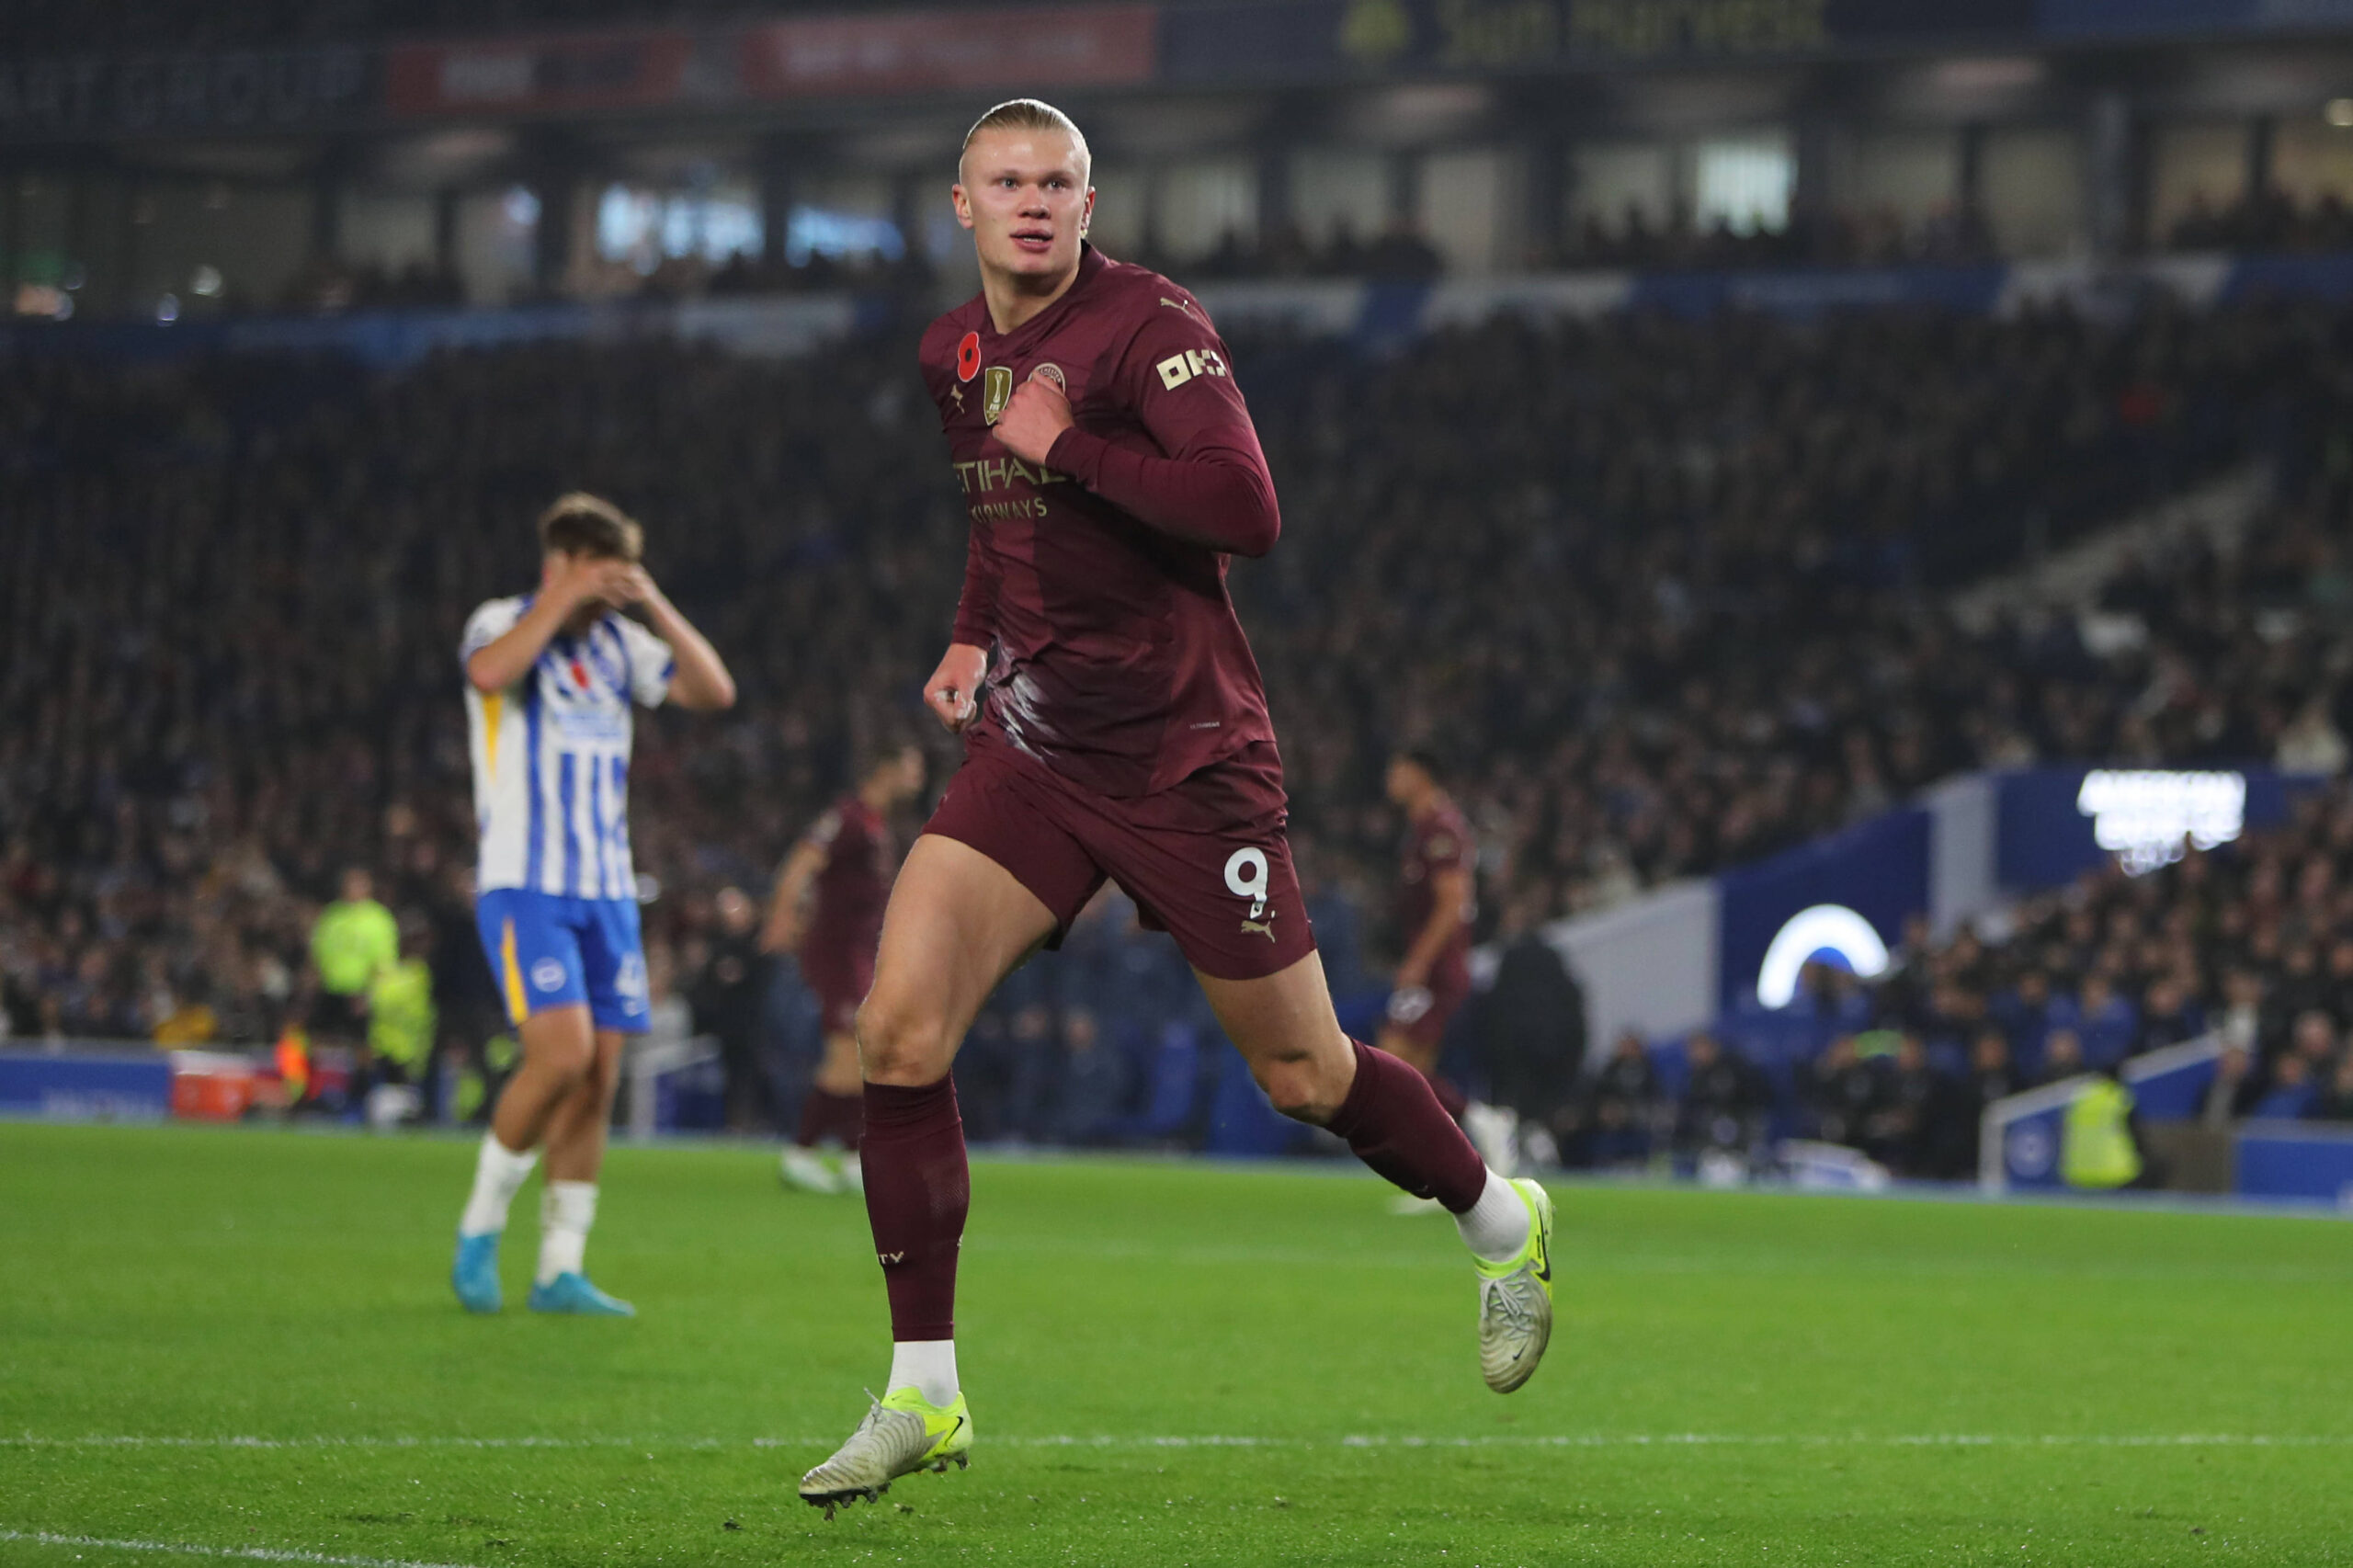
[764,742,927,1196]
[797,99,1555,1515]
[448,494,735,1317]
[1378,749,1520,1193]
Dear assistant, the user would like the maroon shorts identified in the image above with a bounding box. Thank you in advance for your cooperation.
[1386,965,1472,1051]
[801,945,874,1037]
[923,736,1316,982]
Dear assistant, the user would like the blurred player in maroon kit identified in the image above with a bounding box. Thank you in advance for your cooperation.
[798,99,1556,1515]
[1378,750,1520,1202]
[763,742,926,1196]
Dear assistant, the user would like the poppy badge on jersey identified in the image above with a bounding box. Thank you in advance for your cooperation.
[957,330,981,381]
[983,364,1014,424]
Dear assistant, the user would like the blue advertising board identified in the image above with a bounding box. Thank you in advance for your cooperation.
[1995,767,2313,892]
[1715,808,1930,1011]
[0,1051,173,1121]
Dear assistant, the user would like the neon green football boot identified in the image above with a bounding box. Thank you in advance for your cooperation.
[799,1387,972,1517]
[1474,1177,1554,1393]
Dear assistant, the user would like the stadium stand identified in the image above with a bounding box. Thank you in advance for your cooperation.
[3,294,2350,1147]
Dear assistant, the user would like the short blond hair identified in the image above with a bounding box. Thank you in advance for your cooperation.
[960,97,1090,180]
[537,492,643,562]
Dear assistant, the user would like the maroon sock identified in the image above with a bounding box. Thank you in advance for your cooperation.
[860,1077,968,1341]
[798,1087,865,1151]
[831,1090,865,1153]
[1326,1040,1487,1212]
[1424,1070,1469,1123]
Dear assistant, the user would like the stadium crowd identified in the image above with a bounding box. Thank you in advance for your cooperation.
[3,289,2351,1148]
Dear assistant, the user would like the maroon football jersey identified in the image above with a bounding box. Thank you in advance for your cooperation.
[920,245,1280,800]
[804,795,891,967]
[1398,799,1475,973]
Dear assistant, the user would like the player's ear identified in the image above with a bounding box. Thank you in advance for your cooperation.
[1080,187,1094,237]
[951,182,974,232]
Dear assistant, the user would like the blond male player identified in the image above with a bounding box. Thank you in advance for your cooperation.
[798,100,1554,1514]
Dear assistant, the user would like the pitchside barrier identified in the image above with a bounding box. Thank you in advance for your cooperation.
[2234,1121,2353,1207]
[1979,1035,2224,1195]
[0,1035,725,1135]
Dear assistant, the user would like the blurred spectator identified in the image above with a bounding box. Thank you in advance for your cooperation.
[1579,1030,1662,1168]
[2036,1028,2086,1086]
[1479,889,1587,1129]
[1805,1034,1882,1148]
[2066,974,2139,1069]
[1866,1033,1950,1176]
[1955,1028,2021,1160]
[1673,1030,1767,1167]
[361,920,436,1125]
[2252,1052,2320,1119]
[308,868,395,1051]
[695,886,771,1134]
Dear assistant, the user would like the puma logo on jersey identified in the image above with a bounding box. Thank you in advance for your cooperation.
[1240,916,1278,942]
[1156,347,1229,391]
[1159,296,1197,315]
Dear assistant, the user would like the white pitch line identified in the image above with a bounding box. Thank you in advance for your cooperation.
[9,1432,2353,1452]
[0,1530,479,1568]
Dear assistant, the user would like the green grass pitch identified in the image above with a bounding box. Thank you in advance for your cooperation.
[4,1122,2350,1566]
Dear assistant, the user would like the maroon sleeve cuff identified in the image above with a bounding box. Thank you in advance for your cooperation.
[1046,426,1112,486]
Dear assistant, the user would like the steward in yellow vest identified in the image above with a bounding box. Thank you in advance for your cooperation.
[2063,1073,2145,1190]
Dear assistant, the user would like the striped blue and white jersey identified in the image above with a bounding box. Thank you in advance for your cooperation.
[460,596,676,901]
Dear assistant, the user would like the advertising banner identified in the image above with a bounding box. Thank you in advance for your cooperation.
[0,48,372,142]
[1994,767,2313,892]
[385,30,699,118]
[0,1050,173,1121]
[1714,808,1930,1012]
[742,6,1156,98]
[2235,1120,2353,1205]
[1160,0,2037,85]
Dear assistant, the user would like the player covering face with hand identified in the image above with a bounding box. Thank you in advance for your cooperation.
[798,99,1556,1517]
[449,494,734,1318]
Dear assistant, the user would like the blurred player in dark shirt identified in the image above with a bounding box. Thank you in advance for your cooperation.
[763,743,926,1195]
[1378,750,1521,1194]
[798,99,1554,1516]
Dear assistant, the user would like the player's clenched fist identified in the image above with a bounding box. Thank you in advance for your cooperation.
[925,642,990,733]
[992,376,1072,465]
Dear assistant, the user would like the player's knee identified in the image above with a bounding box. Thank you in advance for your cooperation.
[855,995,951,1085]
[1255,1052,1344,1124]
[522,1019,596,1088]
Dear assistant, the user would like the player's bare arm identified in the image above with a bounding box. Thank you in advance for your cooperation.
[760,839,826,955]
[1396,864,1472,991]
[463,555,631,692]
[612,565,737,711]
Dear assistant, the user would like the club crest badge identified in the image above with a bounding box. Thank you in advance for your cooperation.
[983,364,1014,425]
[956,330,981,382]
[1029,363,1066,393]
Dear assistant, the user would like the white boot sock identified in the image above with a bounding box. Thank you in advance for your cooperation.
[888,1339,961,1408]
[535,1180,597,1285]
[1455,1167,1530,1264]
[459,1133,538,1237]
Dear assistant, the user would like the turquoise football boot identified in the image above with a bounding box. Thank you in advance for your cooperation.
[450,1232,502,1315]
[527,1271,636,1316]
